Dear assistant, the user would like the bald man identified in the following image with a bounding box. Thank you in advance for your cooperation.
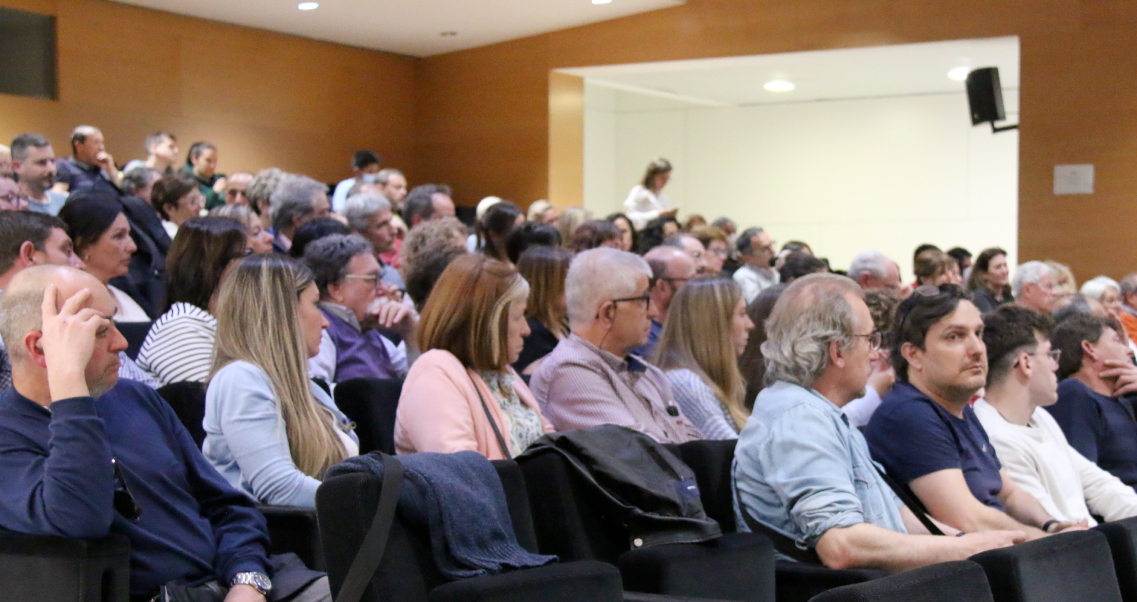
[0,266,330,602]
[632,246,697,358]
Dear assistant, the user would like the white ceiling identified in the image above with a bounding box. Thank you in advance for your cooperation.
[561,36,1020,109]
[110,0,684,57]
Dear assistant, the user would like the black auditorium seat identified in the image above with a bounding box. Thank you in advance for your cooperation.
[970,530,1121,602]
[333,377,403,455]
[0,529,131,602]
[807,560,993,602]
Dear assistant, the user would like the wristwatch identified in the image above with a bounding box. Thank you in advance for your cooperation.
[231,571,272,596]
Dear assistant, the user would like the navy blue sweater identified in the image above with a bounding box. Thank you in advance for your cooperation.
[0,379,269,598]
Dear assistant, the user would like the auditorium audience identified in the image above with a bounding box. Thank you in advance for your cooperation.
[530,248,701,443]
[664,232,709,274]
[289,217,350,259]
[635,215,680,254]
[211,203,275,254]
[1013,260,1059,314]
[976,305,1137,524]
[691,225,730,274]
[53,125,121,194]
[969,247,1014,313]
[206,254,357,507]
[557,207,592,245]
[654,277,753,439]
[606,212,637,253]
[270,174,332,253]
[137,217,248,386]
[123,131,178,176]
[513,246,572,376]
[248,166,286,219]
[304,234,411,383]
[841,290,900,428]
[733,227,779,303]
[182,141,226,210]
[402,183,455,227]
[633,246,697,359]
[478,200,524,263]
[848,249,903,297]
[866,284,1080,539]
[58,195,150,322]
[778,250,828,283]
[151,173,205,239]
[10,133,67,215]
[568,219,622,253]
[733,273,1019,571]
[344,193,405,289]
[914,250,962,286]
[527,199,558,224]
[683,214,706,232]
[0,264,332,600]
[1047,313,1137,489]
[331,150,381,212]
[224,171,253,207]
[1081,276,1124,320]
[624,157,673,229]
[506,222,562,264]
[711,216,737,239]
[396,255,553,459]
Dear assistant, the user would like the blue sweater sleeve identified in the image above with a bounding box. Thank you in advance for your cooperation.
[153,385,270,581]
[0,396,115,538]
[1048,381,1104,463]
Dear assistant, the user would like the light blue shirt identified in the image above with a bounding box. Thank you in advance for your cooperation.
[26,191,67,216]
[732,381,906,557]
[204,361,358,507]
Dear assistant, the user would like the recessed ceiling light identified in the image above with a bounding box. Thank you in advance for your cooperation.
[593,0,612,4]
[763,80,794,92]
[948,67,970,81]
[297,2,318,9]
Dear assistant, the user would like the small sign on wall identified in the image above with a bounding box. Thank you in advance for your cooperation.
[1054,164,1094,195]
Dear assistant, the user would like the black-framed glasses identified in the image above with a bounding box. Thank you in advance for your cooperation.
[852,332,883,350]
[344,273,383,288]
[610,292,651,309]
[112,458,142,522]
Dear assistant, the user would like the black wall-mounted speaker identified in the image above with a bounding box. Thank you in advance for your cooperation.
[965,67,1006,126]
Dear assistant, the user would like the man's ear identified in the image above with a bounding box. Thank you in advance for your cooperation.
[22,331,48,370]
[829,339,846,369]
[18,241,37,266]
[900,341,923,374]
[326,282,344,305]
[1082,339,1099,363]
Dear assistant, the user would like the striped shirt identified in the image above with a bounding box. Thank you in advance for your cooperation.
[665,369,739,440]
[137,303,217,386]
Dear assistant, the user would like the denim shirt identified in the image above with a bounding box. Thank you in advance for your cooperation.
[732,381,906,557]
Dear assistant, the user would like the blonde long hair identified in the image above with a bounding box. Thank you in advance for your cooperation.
[652,277,750,430]
[210,254,347,479]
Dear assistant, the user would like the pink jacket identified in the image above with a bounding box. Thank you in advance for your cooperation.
[395,349,555,460]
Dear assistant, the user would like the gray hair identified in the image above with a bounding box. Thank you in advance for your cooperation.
[1012,261,1057,298]
[302,233,373,297]
[761,273,863,388]
[270,174,325,232]
[248,167,286,211]
[1081,276,1120,301]
[1120,273,1137,300]
[120,166,160,196]
[565,248,652,329]
[0,289,42,361]
[343,193,391,232]
[69,125,100,153]
[376,168,403,185]
[848,250,892,281]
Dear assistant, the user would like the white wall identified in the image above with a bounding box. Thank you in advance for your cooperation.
[583,84,1019,280]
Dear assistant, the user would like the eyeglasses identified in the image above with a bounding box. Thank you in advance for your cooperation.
[344,273,383,288]
[656,276,691,288]
[852,332,883,351]
[610,292,651,310]
[112,458,142,522]
[709,248,729,258]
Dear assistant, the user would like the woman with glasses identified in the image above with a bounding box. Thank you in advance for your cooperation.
[396,254,554,459]
[690,226,730,274]
[205,254,358,507]
[137,217,251,385]
[652,277,754,439]
[302,233,412,384]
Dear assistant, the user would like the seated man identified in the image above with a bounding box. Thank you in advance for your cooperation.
[530,248,702,443]
[303,233,413,383]
[734,273,1020,571]
[631,245,696,358]
[343,193,405,291]
[0,265,329,601]
[866,285,1083,539]
[976,305,1137,523]
[1047,313,1137,488]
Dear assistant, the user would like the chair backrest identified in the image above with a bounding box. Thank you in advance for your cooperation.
[1095,517,1137,602]
[156,381,207,448]
[809,560,993,602]
[115,321,152,361]
[334,378,403,455]
[316,459,536,602]
[673,439,738,531]
[970,530,1121,602]
[0,530,131,602]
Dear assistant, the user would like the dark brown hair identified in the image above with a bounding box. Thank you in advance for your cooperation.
[517,246,572,337]
[151,173,198,220]
[165,217,248,312]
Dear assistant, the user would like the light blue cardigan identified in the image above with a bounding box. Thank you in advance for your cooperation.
[204,360,358,507]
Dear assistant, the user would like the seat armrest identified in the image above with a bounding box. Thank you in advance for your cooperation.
[617,532,775,602]
[0,530,131,602]
[427,560,622,602]
[0,530,130,558]
[774,560,885,602]
[258,505,324,571]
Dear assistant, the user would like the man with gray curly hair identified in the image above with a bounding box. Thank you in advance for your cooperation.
[733,273,1019,570]
[530,248,701,443]
[1012,260,1058,314]
[269,174,331,253]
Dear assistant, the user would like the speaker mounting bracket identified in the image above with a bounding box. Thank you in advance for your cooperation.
[990,122,1019,134]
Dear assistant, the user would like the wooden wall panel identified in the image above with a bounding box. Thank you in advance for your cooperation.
[547,72,583,210]
[0,0,416,183]
[415,0,1137,279]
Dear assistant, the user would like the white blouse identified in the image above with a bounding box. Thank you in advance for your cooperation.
[623,184,669,229]
[108,284,151,323]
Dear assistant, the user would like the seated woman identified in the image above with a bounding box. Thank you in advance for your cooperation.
[205,254,357,507]
[652,277,754,439]
[210,203,274,254]
[58,194,150,322]
[913,249,961,286]
[968,247,1014,313]
[302,233,411,384]
[477,201,524,264]
[395,255,554,459]
[513,246,572,376]
[137,217,249,385]
[567,220,622,253]
[151,173,205,239]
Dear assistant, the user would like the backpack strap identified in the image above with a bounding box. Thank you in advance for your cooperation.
[336,454,405,602]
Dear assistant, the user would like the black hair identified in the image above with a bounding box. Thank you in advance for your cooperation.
[185,141,216,166]
[402,183,452,224]
[477,201,522,262]
[636,215,680,255]
[779,251,827,283]
[783,240,811,253]
[605,212,637,251]
[57,192,124,255]
[982,305,1054,386]
[405,245,466,312]
[890,283,973,381]
[1051,313,1124,380]
[289,217,350,258]
[165,217,248,312]
[570,220,622,253]
[506,222,561,264]
[0,211,66,274]
[352,150,381,170]
[912,243,941,266]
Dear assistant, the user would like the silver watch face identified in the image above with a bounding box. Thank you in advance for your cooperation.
[233,572,272,594]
